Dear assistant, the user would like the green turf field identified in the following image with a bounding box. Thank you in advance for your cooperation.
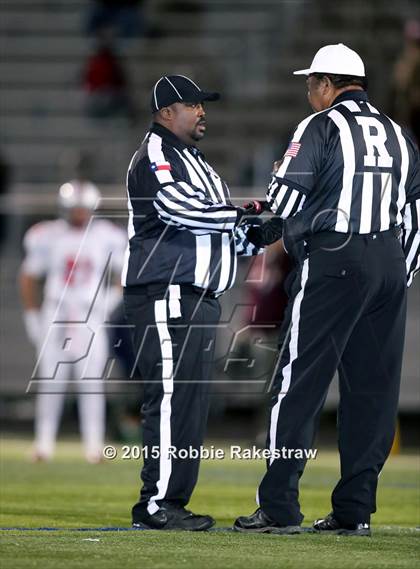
[0,438,419,568]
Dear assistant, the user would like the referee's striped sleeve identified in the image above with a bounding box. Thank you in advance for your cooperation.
[154,182,239,234]
[147,132,239,234]
[266,175,307,218]
[402,198,420,287]
[265,112,322,218]
[234,223,264,256]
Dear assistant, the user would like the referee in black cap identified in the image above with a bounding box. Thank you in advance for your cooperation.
[234,44,420,536]
[122,75,263,530]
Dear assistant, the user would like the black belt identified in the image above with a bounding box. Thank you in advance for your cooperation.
[179,285,218,298]
[124,283,218,299]
[305,227,401,253]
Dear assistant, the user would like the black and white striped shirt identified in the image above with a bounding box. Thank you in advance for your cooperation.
[267,90,420,285]
[122,123,259,293]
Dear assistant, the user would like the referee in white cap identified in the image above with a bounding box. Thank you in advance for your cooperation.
[234,44,420,536]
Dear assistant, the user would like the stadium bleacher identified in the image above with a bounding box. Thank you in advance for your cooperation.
[1,0,413,185]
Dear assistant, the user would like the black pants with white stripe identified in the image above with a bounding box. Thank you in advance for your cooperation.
[258,230,407,526]
[123,285,220,523]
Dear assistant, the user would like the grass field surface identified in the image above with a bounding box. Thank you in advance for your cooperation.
[0,438,419,568]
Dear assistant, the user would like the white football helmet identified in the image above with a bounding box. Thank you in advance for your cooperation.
[57,180,101,210]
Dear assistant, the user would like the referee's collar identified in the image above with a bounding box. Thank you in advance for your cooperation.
[150,122,196,152]
[331,89,369,106]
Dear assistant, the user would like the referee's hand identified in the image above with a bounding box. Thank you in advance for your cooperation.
[237,200,266,226]
[272,159,283,174]
[247,217,284,248]
[240,200,267,216]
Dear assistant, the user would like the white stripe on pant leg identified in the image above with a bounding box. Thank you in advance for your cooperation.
[268,258,310,467]
[256,259,310,505]
[147,299,174,515]
[168,284,181,318]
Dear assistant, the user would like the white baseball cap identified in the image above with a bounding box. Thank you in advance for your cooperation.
[293,43,365,77]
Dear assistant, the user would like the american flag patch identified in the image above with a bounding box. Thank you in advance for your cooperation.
[285,142,301,158]
[150,161,172,172]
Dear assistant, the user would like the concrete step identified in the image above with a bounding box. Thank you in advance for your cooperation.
[0,82,303,112]
[1,107,298,141]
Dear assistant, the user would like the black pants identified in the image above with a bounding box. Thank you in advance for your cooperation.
[258,230,407,526]
[123,284,220,522]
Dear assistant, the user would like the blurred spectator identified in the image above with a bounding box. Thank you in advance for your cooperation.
[390,19,420,144]
[86,0,146,39]
[82,38,136,121]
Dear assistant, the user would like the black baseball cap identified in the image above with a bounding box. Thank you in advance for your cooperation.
[151,75,220,113]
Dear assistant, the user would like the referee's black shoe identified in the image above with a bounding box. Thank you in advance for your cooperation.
[313,513,371,536]
[233,508,303,534]
[132,502,215,531]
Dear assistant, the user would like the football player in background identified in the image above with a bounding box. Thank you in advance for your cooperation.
[20,180,126,463]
